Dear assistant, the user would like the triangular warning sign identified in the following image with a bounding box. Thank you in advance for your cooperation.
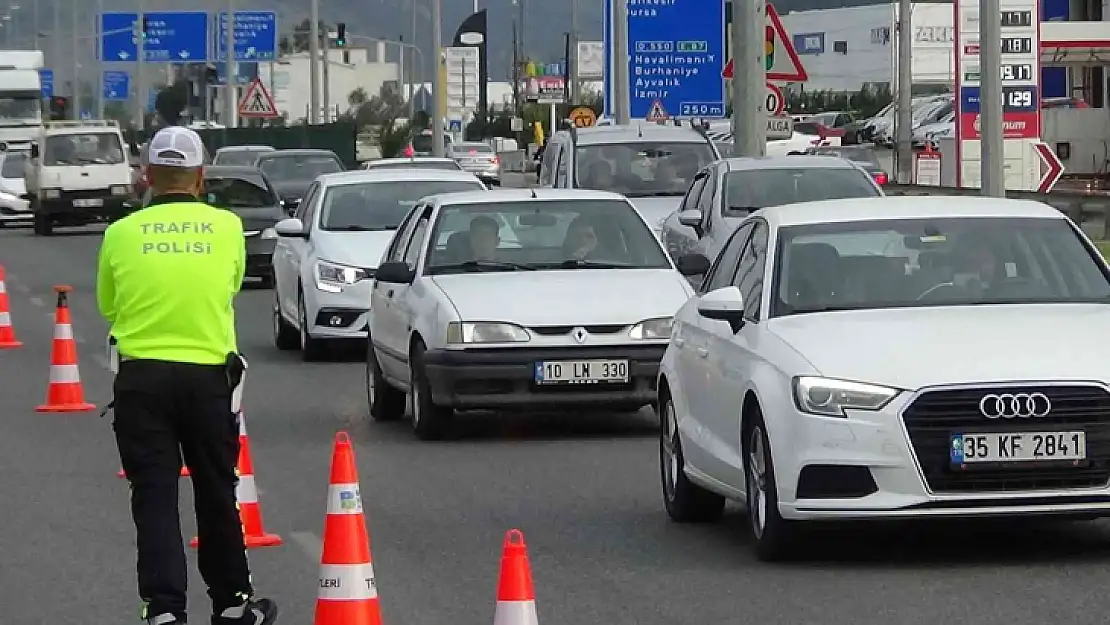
[645,99,669,122]
[237,78,279,119]
[722,4,808,82]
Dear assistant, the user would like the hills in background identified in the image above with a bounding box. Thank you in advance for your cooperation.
[16,0,887,89]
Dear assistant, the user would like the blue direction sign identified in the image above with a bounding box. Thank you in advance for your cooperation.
[215,11,278,61]
[603,0,727,119]
[103,71,130,101]
[100,11,209,63]
[146,89,158,113]
[40,69,53,98]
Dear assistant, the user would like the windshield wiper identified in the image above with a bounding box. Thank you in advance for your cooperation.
[326,225,393,231]
[557,259,638,269]
[430,260,536,273]
[727,205,762,213]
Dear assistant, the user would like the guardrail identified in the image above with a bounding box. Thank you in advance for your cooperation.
[884,183,1110,239]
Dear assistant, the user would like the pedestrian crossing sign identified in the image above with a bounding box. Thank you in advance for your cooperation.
[645,99,669,122]
[237,78,279,119]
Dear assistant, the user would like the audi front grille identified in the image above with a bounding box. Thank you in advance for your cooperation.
[901,385,1110,493]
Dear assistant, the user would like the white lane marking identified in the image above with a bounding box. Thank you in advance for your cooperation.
[29,296,43,307]
[291,530,323,561]
[13,282,29,294]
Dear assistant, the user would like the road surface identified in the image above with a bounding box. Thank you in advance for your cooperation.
[3,225,1110,624]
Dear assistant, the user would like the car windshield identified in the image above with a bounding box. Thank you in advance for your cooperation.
[1,151,26,178]
[574,141,714,198]
[367,160,461,171]
[451,143,493,155]
[258,155,342,180]
[722,168,880,216]
[319,179,484,231]
[812,147,880,166]
[43,132,125,165]
[424,199,672,274]
[0,95,41,123]
[204,176,277,208]
[772,217,1110,318]
[214,149,270,166]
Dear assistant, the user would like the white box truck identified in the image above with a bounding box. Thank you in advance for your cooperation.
[0,50,45,151]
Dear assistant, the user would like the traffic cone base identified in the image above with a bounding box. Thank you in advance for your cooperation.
[37,288,95,413]
[314,562,380,625]
[494,602,540,625]
[0,266,21,348]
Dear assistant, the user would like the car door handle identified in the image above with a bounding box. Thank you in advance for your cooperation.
[695,347,709,358]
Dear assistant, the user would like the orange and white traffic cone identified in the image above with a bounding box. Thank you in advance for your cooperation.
[190,411,282,548]
[36,286,95,412]
[313,431,382,625]
[118,465,189,479]
[0,265,21,349]
[493,530,539,625]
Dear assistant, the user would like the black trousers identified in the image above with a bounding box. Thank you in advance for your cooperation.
[113,359,253,621]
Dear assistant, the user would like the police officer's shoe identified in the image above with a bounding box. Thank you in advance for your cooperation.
[147,614,185,625]
[211,597,278,625]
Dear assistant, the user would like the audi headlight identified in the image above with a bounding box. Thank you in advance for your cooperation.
[315,259,370,293]
[792,376,899,417]
[110,184,131,196]
[43,188,61,199]
[260,227,278,239]
[445,321,530,344]
[629,317,673,339]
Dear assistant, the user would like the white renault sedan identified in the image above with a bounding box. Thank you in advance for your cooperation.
[659,196,1110,560]
[367,188,693,440]
[271,169,487,360]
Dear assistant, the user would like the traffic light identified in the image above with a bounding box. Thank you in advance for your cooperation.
[48,96,68,120]
[335,23,346,47]
[765,25,774,71]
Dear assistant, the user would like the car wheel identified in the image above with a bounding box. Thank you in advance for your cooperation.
[409,341,452,440]
[272,291,299,350]
[367,336,405,421]
[32,212,52,236]
[298,291,328,362]
[660,394,725,522]
[743,407,795,561]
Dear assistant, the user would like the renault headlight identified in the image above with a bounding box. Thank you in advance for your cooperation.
[110,184,131,196]
[792,376,898,418]
[445,321,530,344]
[629,317,673,339]
[315,259,370,293]
[260,227,278,239]
[43,188,61,199]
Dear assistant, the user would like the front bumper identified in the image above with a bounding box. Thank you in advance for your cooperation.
[245,237,276,278]
[422,344,666,410]
[304,279,372,339]
[37,191,129,224]
[774,382,1110,522]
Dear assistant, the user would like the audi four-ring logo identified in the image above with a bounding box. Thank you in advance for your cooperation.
[978,393,1052,419]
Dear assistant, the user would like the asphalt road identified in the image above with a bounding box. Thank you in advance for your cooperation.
[6,224,1110,625]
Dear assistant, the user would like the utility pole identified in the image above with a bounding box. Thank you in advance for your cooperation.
[308,0,320,124]
[431,0,444,156]
[96,0,104,118]
[979,0,1004,195]
[731,0,765,156]
[224,0,237,127]
[33,0,39,50]
[322,26,330,123]
[511,22,520,115]
[895,0,912,183]
[569,0,578,103]
[409,6,417,119]
[613,0,630,124]
[71,0,80,119]
[135,0,145,128]
[52,0,59,98]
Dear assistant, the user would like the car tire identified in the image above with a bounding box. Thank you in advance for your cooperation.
[743,407,795,561]
[298,291,328,362]
[660,393,725,523]
[367,336,405,421]
[272,291,299,350]
[409,341,452,440]
[32,211,52,236]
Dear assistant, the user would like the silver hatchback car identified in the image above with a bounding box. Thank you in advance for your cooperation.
[448,141,501,186]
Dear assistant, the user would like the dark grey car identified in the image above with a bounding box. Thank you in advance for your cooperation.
[254,149,345,212]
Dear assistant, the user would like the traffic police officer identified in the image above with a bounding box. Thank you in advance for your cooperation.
[96,126,278,625]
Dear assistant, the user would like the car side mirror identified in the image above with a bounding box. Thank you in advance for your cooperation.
[29,144,39,159]
[697,286,746,333]
[677,209,704,237]
[275,217,307,238]
[675,253,710,277]
[375,261,416,285]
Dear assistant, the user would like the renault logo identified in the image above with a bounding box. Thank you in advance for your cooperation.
[979,393,1052,419]
[572,327,588,343]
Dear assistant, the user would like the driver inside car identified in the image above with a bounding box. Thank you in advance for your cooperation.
[467,215,501,262]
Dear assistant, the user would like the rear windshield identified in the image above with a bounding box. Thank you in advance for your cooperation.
[204,176,278,208]
[258,154,343,180]
[214,149,269,166]
[723,168,880,216]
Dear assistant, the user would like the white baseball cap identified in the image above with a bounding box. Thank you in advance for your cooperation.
[146,126,207,168]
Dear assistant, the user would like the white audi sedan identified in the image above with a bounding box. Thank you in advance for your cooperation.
[366,188,693,440]
[271,169,487,360]
[659,195,1110,560]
